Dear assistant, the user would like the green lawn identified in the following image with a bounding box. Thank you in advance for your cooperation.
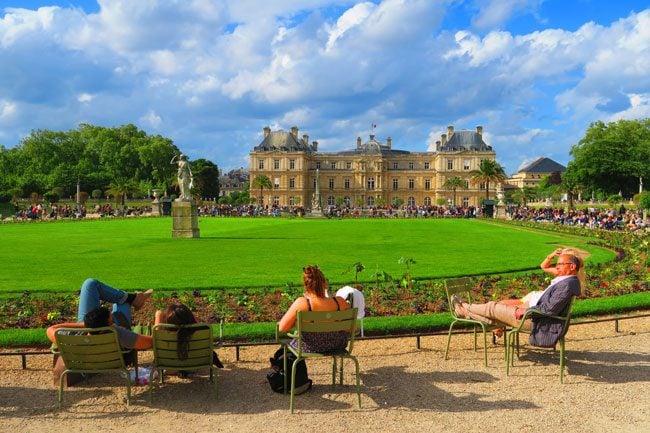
[0,217,614,294]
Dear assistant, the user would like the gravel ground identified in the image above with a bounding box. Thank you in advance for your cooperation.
[1,316,649,433]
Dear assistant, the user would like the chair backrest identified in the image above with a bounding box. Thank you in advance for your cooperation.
[54,326,126,372]
[152,323,214,369]
[445,277,474,317]
[559,296,576,338]
[295,308,358,354]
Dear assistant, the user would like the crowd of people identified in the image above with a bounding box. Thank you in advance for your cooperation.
[508,205,648,231]
[4,199,648,233]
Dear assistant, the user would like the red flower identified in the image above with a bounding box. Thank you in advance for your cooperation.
[600,282,607,287]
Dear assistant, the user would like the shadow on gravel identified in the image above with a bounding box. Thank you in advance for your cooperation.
[566,349,650,383]
[361,366,538,412]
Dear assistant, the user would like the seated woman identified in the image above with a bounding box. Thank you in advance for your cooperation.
[155,303,223,368]
[278,265,350,353]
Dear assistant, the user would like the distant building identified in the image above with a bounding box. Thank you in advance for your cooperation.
[508,157,566,189]
[248,125,498,208]
[219,168,249,197]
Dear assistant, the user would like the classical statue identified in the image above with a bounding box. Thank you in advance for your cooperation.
[171,154,193,201]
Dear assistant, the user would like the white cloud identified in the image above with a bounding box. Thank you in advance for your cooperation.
[77,93,93,103]
[608,93,650,122]
[470,0,545,30]
[0,100,17,119]
[140,110,162,129]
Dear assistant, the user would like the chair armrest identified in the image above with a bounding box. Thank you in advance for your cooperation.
[275,323,296,343]
[513,308,569,331]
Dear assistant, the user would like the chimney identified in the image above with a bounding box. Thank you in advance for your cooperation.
[291,126,298,138]
[386,137,392,148]
[302,134,309,145]
[312,141,318,152]
[476,125,483,135]
[436,140,441,151]
[263,126,271,137]
[447,125,454,138]
[357,136,362,149]
[441,133,447,145]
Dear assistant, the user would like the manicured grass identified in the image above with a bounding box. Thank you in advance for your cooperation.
[2,292,648,346]
[0,217,614,294]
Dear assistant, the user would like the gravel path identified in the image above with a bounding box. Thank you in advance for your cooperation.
[1,316,649,433]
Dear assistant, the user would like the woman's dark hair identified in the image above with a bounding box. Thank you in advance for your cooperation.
[162,303,197,360]
[84,307,111,328]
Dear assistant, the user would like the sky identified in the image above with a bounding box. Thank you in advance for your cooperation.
[0,0,649,175]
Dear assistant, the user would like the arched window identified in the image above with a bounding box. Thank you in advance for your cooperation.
[407,196,416,207]
[344,196,351,207]
[423,197,431,206]
[367,196,375,206]
[328,196,335,206]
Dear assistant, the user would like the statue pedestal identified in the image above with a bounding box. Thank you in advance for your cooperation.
[304,208,325,219]
[494,205,507,219]
[171,200,200,238]
[151,199,161,216]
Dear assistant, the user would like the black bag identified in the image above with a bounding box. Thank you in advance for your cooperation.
[267,347,312,394]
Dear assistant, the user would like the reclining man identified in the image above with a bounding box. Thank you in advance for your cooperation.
[46,278,154,350]
[452,252,581,347]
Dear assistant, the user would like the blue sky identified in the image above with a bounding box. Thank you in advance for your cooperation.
[1,0,649,175]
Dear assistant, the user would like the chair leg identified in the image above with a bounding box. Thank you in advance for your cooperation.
[58,371,67,408]
[481,326,489,367]
[560,337,565,383]
[473,326,478,351]
[282,346,288,395]
[289,356,300,414]
[332,357,337,385]
[444,323,456,360]
[351,356,361,408]
[339,356,344,385]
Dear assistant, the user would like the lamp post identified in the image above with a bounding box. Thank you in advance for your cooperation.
[76,177,81,206]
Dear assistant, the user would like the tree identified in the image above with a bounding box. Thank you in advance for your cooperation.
[105,178,139,209]
[470,159,507,200]
[392,197,404,208]
[510,186,537,206]
[251,175,272,206]
[567,119,650,197]
[442,176,465,206]
[558,167,583,209]
[191,158,220,199]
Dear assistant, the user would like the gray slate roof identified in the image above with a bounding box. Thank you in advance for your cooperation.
[254,130,312,152]
[518,157,566,173]
[440,130,492,151]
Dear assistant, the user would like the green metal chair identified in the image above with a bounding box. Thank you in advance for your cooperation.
[148,323,218,401]
[53,326,132,408]
[276,308,361,413]
[505,296,576,383]
[444,277,499,366]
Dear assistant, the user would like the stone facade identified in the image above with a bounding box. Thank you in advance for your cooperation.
[508,157,566,189]
[219,168,249,197]
[249,125,498,209]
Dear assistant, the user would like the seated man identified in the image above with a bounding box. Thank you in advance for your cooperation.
[452,252,581,347]
[46,278,153,350]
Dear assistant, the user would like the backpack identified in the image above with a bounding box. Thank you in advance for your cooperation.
[267,347,312,394]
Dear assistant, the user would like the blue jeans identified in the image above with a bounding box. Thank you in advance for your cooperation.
[77,278,131,324]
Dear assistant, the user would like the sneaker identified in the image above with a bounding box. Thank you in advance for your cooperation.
[132,289,153,310]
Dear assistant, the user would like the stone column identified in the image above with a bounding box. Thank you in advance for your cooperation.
[171,200,200,238]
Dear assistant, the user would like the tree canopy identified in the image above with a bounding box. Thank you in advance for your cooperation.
[566,118,650,198]
[0,124,219,201]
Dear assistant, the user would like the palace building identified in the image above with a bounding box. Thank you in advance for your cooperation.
[248,125,498,209]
